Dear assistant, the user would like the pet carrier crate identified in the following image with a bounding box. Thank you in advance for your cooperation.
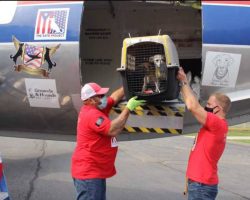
[117,35,180,102]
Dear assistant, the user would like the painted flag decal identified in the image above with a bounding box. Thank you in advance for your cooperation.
[24,44,44,68]
[34,8,69,40]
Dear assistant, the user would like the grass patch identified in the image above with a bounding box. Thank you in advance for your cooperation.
[228,130,250,136]
[186,130,250,145]
[228,140,250,144]
[186,132,196,136]
[186,130,250,136]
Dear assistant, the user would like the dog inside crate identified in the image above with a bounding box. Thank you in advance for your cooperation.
[126,42,168,95]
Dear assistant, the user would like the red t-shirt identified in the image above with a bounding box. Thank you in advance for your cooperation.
[71,97,118,179]
[186,112,228,185]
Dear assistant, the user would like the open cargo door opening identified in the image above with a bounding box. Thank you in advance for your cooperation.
[80,1,202,137]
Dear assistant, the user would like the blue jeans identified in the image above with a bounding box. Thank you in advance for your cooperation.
[73,178,106,200]
[188,179,218,200]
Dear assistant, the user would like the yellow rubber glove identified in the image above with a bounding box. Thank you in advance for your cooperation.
[126,96,146,111]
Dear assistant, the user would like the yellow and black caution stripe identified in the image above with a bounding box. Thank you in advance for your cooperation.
[111,104,185,134]
[112,104,185,117]
[123,126,183,134]
[111,105,145,116]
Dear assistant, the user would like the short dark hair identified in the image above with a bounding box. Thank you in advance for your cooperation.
[213,93,231,114]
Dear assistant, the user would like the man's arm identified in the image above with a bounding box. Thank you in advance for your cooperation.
[110,87,124,105]
[177,67,207,125]
[107,96,146,136]
[108,107,130,136]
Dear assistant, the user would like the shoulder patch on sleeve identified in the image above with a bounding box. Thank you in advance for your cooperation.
[95,116,104,127]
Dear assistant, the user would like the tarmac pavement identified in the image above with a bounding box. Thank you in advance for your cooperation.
[0,133,249,200]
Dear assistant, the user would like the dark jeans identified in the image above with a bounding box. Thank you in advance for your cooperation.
[188,179,218,200]
[73,178,106,200]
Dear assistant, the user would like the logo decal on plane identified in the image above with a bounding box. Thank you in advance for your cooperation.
[34,8,69,40]
[10,36,60,77]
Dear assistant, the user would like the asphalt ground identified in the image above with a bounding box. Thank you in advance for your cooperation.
[0,133,250,200]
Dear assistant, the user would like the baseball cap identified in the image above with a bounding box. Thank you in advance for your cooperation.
[81,82,109,101]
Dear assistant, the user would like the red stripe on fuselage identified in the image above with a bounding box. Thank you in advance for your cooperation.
[17,1,83,5]
[203,1,250,5]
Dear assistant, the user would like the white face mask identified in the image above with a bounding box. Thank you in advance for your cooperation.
[98,96,107,110]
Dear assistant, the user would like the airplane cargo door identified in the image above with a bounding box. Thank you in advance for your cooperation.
[80,1,202,137]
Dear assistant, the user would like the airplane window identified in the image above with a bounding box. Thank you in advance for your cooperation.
[0,1,17,24]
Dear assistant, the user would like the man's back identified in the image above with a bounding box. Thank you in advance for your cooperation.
[187,113,228,185]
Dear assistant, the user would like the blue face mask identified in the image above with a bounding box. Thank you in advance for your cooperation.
[98,96,108,110]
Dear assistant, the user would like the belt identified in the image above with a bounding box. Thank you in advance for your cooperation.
[188,179,202,184]
[188,179,218,187]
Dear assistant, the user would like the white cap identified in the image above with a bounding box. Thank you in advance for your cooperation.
[81,82,109,101]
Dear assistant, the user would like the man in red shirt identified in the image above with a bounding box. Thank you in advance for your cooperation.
[71,82,145,200]
[177,67,231,200]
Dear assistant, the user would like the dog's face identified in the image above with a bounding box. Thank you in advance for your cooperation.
[213,54,233,76]
[150,54,165,68]
[193,76,200,84]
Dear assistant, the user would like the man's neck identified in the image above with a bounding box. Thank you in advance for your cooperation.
[216,113,225,119]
